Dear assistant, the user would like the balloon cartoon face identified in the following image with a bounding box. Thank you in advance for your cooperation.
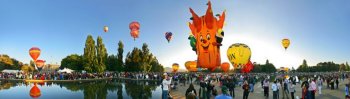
[129,21,140,40]
[172,63,179,72]
[282,38,290,50]
[227,43,251,69]
[35,60,45,71]
[188,1,225,71]
[29,47,41,61]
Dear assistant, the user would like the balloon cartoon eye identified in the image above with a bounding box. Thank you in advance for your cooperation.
[206,34,210,40]
[200,35,204,42]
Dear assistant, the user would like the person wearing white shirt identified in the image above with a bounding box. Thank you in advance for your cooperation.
[162,75,172,99]
[317,78,323,94]
[272,81,278,99]
[263,79,270,97]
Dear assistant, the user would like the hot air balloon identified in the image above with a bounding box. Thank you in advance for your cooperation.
[104,26,109,32]
[221,62,230,72]
[165,32,173,43]
[29,47,41,62]
[172,63,179,72]
[129,21,140,40]
[185,61,197,72]
[35,60,45,71]
[227,43,251,70]
[282,38,290,50]
[188,1,226,71]
[241,61,253,73]
[30,83,41,98]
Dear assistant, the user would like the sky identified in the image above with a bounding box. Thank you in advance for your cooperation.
[0,0,349,69]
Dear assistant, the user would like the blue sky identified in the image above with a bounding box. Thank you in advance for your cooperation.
[0,0,349,69]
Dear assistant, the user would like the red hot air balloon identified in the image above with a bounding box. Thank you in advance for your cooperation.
[221,62,230,72]
[29,47,41,62]
[30,83,41,98]
[129,21,140,40]
[36,60,45,71]
[241,61,254,73]
[165,32,173,43]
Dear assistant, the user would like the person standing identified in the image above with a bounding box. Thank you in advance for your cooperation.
[336,77,339,89]
[228,76,236,98]
[317,78,323,94]
[162,74,172,99]
[263,79,270,98]
[331,78,335,90]
[290,82,296,99]
[301,78,309,99]
[242,81,250,99]
[345,84,350,99]
[185,83,197,99]
[308,79,317,99]
[272,81,278,99]
[215,86,232,99]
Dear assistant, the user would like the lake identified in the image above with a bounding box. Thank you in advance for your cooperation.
[0,79,163,99]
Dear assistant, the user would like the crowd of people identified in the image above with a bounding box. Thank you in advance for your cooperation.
[160,72,350,99]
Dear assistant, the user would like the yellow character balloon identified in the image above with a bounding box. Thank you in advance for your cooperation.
[282,38,290,50]
[227,43,251,69]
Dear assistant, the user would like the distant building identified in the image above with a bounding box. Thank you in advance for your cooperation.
[41,64,60,72]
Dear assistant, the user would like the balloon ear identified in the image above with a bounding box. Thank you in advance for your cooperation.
[217,10,226,29]
[205,1,215,29]
[189,8,202,33]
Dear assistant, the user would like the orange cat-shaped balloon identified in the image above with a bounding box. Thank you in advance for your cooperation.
[188,1,225,71]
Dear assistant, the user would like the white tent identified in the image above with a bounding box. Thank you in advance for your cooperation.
[57,68,74,73]
[1,69,21,74]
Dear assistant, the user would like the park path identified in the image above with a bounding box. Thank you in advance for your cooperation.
[170,79,348,99]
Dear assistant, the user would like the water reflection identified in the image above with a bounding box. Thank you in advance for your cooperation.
[0,79,161,99]
[30,83,41,98]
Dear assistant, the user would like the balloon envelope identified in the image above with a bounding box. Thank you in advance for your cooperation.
[29,47,41,61]
[241,61,253,73]
[227,43,251,69]
[282,38,290,50]
[165,32,173,42]
[172,63,179,72]
[129,21,140,40]
[185,61,197,72]
[221,62,230,72]
[104,26,109,32]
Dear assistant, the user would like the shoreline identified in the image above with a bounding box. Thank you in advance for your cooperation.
[0,77,161,82]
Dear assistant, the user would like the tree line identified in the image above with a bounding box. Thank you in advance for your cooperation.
[296,59,350,72]
[60,35,164,73]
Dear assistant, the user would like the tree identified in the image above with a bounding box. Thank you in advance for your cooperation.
[116,40,124,72]
[339,63,346,72]
[297,59,308,72]
[61,54,83,71]
[106,55,118,71]
[0,54,22,70]
[125,48,142,72]
[346,62,350,71]
[96,36,107,73]
[140,43,153,72]
[83,35,97,73]
[21,64,35,73]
